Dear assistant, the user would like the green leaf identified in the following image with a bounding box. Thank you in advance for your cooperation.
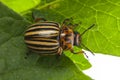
[1,0,40,13]
[0,2,92,80]
[1,0,120,57]
[32,0,120,56]
[1,0,120,79]
[0,0,92,71]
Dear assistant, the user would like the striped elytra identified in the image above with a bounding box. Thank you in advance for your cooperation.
[24,22,62,55]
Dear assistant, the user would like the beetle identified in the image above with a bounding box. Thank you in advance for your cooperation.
[24,18,94,57]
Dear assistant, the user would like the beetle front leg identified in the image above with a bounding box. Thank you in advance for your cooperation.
[70,49,88,58]
[63,18,73,24]
[62,18,80,29]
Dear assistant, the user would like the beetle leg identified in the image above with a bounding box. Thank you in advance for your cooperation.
[62,18,80,29]
[70,49,88,58]
[32,12,46,22]
[63,18,73,24]
[57,47,63,56]
[34,18,47,22]
[56,47,63,59]
[62,18,74,28]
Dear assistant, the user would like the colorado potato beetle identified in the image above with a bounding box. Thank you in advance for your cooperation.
[24,18,94,57]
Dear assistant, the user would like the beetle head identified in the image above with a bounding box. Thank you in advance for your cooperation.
[73,32,81,46]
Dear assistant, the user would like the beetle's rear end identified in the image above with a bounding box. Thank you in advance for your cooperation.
[24,22,61,55]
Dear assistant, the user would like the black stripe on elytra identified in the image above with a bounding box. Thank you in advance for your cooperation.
[25,38,58,43]
[26,27,59,33]
[40,22,59,26]
[30,23,59,28]
[26,42,59,48]
[28,46,58,51]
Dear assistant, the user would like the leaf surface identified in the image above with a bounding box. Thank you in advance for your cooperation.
[33,0,120,56]
[0,2,92,80]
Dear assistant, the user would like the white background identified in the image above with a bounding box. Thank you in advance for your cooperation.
[83,51,120,80]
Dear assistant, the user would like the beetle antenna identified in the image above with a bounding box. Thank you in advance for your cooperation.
[81,24,95,36]
[81,43,95,56]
